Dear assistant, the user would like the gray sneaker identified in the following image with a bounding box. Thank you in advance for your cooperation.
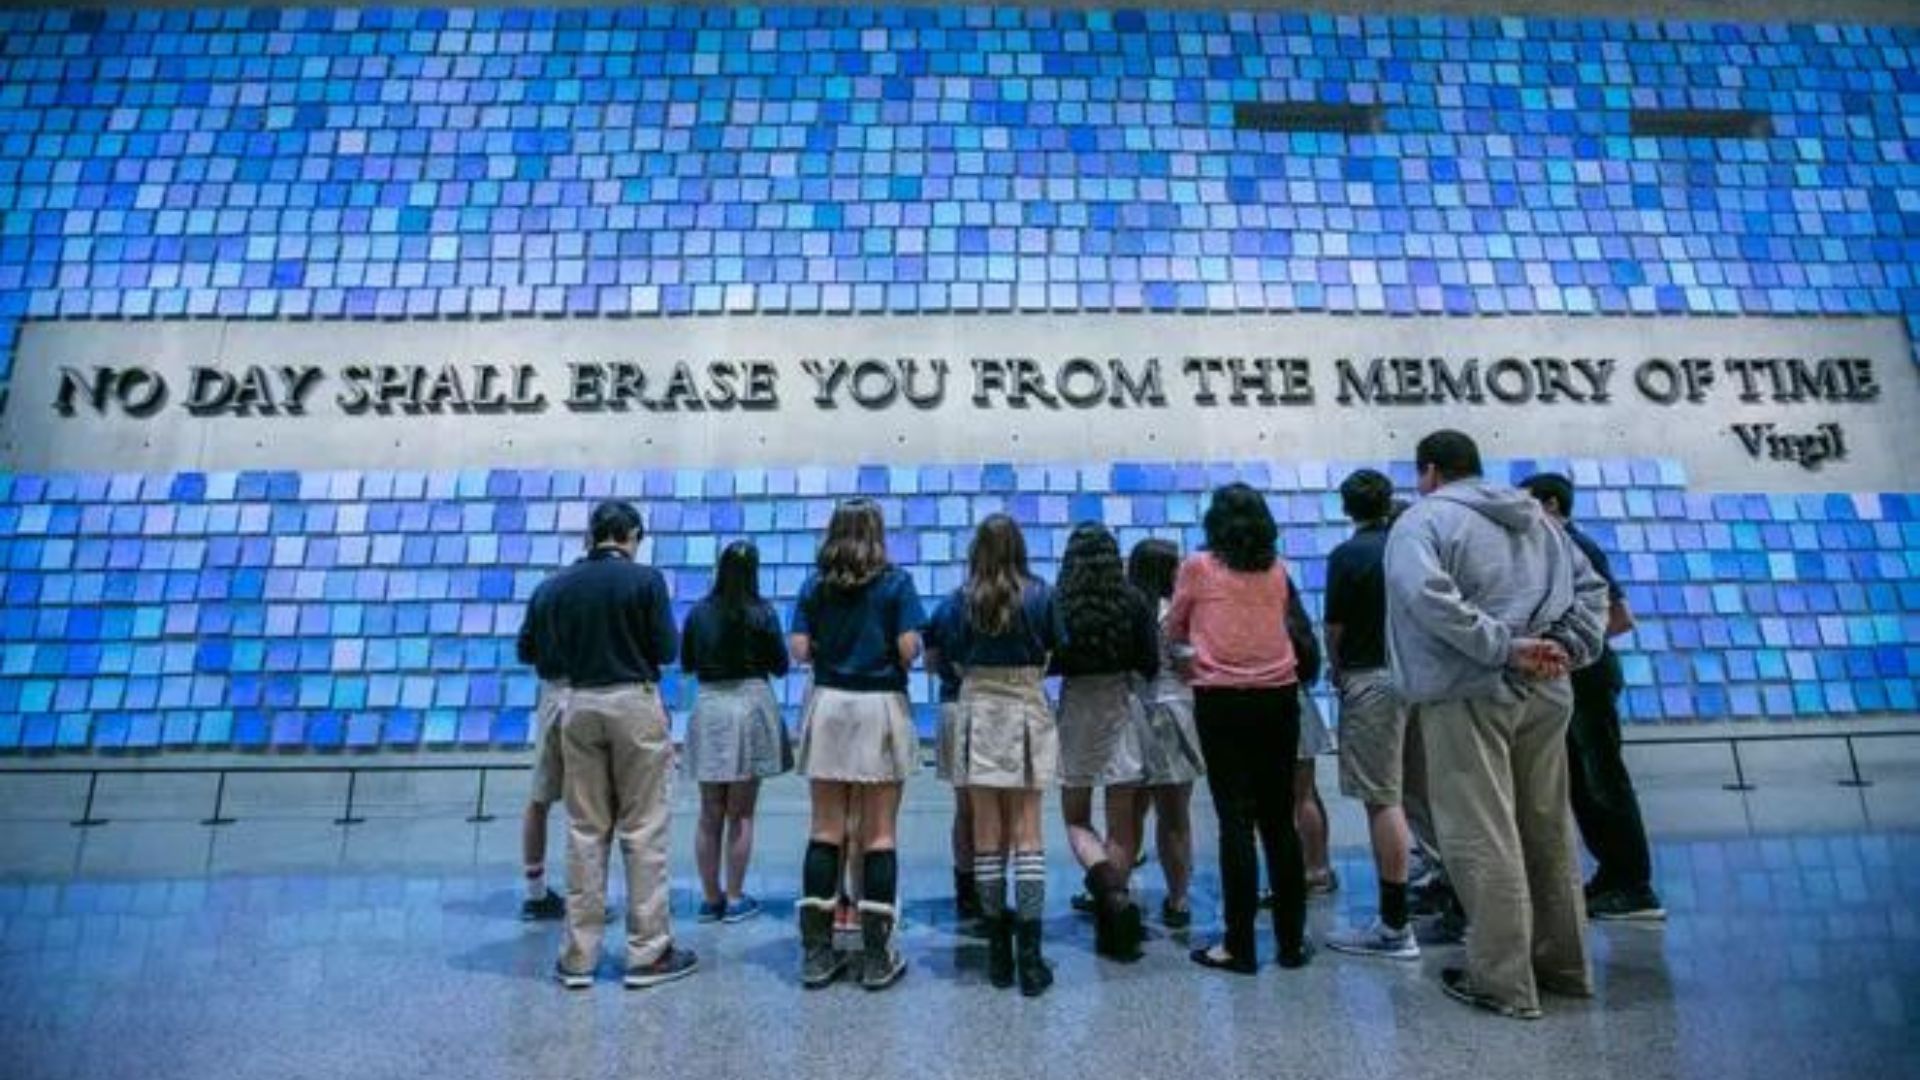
[1325,919,1421,961]
[1588,886,1666,923]
[624,946,698,990]
[1441,967,1541,1021]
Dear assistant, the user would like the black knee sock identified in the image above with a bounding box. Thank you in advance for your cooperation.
[803,841,842,902]
[863,850,899,908]
[1381,880,1409,930]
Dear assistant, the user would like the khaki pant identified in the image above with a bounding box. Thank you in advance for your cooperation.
[559,683,675,975]
[1422,682,1590,1012]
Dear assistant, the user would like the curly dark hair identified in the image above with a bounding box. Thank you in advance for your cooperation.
[1202,482,1278,573]
[1056,522,1138,669]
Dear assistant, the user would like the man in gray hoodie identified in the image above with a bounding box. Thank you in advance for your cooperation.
[1384,430,1609,1020]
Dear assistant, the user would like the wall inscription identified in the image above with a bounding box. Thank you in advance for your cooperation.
[4,315,1914,492]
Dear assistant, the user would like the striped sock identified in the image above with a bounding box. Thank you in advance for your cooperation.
[973,853,1007,919]
[1012,850,1047,922]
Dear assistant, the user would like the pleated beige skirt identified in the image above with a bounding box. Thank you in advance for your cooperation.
[952,666,1056,790]
[795,685,919,783]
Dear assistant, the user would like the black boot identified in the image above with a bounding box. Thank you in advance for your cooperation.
[1015,918,1053,997]
[987,912,1016,988]
[955,869,983,921]
[1107,898,1144,962]
[1088,863,1142,962]
[1085,867,1114,956]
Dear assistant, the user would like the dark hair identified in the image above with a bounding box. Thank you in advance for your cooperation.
[1339,468,1394,524]
[1202,482,1278,573]
[966,513,1031,636]
[590,500,644,546]
[1057,522,1136,669]
[816,498,889,590]
[1127,538,1180,602]
[708,540,762,617]
[1520,473,1575,519]
[1388,497,1412,524]
[1415,429,1483,483]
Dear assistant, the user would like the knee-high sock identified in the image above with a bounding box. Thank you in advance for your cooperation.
[804,840,842,903]
[1013,850,1047,922]
[862,850,899,908]
[974,852,1007,918]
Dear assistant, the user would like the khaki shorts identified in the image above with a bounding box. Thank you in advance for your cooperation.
[529,679,568,805]
[1336,669,1407,805]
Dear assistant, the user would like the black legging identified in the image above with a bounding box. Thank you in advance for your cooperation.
[1194,685,1305,961]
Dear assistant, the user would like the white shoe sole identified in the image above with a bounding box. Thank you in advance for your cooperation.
[624,961,698,990]
[1325,940,1421,961]
[1592,909,1667,923]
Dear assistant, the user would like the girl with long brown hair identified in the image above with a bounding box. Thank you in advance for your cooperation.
[934,513,1063,996]
[789,499,925,991]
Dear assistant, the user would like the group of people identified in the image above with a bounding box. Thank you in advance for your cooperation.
[514,428,1664,1020]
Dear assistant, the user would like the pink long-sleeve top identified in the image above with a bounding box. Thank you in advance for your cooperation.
[1164,552,1299,689]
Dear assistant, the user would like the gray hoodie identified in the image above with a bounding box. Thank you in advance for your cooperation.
[1384,479,1609,706]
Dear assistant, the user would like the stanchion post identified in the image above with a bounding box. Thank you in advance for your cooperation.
[334,768,366,826]
[1838,736,1873,788]
[202,771,237,826]
[1723,740,1755,792]
[467,767,496,823]
[70,771,109,828]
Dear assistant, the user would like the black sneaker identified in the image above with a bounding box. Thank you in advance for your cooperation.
[624,946,699,990]
[521,890,566,922]
[1588,886,1666,923]
[1441,967,1541,1020]
[1070,891,1097,914]
[1160,900,1192,930]
[1415,908,1467,946]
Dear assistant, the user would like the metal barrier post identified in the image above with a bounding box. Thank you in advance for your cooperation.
[334,769,365,826]
[1839,736,1873,788]
[201,771,236,826]
[466,767,496,823]
[1723,740,1755,792]
[70,771,109,828]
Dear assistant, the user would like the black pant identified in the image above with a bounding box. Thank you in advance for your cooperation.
[1194,686,1305,961]
[1568,656,1653,892]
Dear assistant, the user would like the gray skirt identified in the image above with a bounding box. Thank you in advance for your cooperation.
[952,666,1056,790]
[1056,673,1148,787]
[1134,690,1206,786]
[1298,686,1334,760]
[795,685,919,783]
[684,678,789,783]
[934,701,962,782]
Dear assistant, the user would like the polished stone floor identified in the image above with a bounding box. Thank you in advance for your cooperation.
[2,738,1917,1080]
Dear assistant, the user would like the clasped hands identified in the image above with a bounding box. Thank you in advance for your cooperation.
[1508,637,1570,681]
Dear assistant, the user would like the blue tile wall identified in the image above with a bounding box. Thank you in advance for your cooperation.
[0,6,1917,749]
[0,457,1916,751]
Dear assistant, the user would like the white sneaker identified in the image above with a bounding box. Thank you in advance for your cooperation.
[1325,919,1421,961]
